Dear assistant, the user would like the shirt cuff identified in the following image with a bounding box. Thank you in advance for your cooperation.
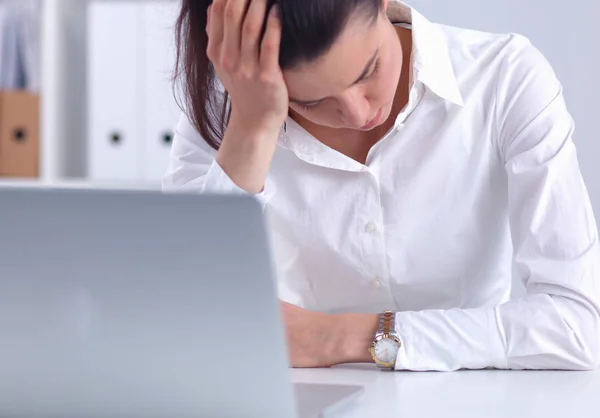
[393,308,507,371]
[201,160,273,209]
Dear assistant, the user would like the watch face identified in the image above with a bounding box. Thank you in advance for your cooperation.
[374,338,399,364]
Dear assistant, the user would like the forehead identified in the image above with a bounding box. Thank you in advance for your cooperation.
[283,15,382,102]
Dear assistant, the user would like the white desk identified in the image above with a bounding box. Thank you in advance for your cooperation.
[292,364,600,418]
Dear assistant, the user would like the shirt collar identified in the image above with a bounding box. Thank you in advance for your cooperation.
[388,1,464,107]
[278,119,366,172]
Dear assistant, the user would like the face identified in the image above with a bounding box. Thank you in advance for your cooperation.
[283,4,404,131]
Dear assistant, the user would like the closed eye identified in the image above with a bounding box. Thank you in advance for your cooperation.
[290,51,380,111]
[360,58,380,83]
[295,101,322,111]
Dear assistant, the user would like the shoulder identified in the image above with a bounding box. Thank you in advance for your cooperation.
[433,24,567,153]
[172,112,220,158]
[439,24,559,89]
[437,24,562,118]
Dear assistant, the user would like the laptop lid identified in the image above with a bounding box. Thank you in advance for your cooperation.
[0,187,296,418]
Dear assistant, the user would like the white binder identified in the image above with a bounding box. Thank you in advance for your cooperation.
[140,1,181,182]
[87,1,141,181]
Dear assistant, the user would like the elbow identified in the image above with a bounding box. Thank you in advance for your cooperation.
[582,319,600,370]
[576,334,600,371]
[568,301,600,371]
[590,353,600,371]
[548,293,600,371]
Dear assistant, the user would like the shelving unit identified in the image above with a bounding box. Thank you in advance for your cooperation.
[40,0,179,188]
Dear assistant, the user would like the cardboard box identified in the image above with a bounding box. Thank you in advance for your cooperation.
[0,91,40,178]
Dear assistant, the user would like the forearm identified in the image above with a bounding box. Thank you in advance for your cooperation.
[391,292,599,372]
[328,283,600,371]
[216,119,281,194]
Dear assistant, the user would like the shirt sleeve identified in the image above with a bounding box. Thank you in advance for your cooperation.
[393,35,600,371]
[162,113,273,208]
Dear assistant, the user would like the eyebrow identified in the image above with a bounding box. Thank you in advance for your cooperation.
[289,49,380,106]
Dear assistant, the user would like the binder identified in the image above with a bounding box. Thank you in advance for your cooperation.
[17,0,42,92]
[87,1,141,181]
[140,1,181,182]
[0,91,39,177]
[0,3,23,89]
[0,4,7,86]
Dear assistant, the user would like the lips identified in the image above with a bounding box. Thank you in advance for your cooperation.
[361,108,383,130]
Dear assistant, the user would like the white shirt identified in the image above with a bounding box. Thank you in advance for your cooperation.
[163,1,600,371]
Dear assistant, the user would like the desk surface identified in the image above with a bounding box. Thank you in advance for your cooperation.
[292,364,600,418]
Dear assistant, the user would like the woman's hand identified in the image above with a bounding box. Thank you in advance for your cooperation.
[206,0,288,193]
[207,0,288,131]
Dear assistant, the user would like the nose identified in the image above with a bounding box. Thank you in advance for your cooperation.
[338,91,371,129]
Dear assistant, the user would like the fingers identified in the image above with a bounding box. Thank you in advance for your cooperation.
[240,0,268,64]
[206,0,226,62]
[260,5,282,72]
[221,0,249,70]
[209,0,281,77]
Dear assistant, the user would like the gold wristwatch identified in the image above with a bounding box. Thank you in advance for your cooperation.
[369,311,401,370]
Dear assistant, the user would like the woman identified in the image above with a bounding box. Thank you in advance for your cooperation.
[164,0,600,371]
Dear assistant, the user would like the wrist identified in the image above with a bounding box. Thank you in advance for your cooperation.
[221,117,282,155]
[332,313,379,364]
[228,111,286,139]
[217,120,282,194]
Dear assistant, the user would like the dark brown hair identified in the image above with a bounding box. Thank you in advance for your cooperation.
[174,0,381,150]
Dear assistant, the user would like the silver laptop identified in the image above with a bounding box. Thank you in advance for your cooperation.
[0,187,363,418]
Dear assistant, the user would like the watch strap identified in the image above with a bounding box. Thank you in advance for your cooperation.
[379,310,395,335]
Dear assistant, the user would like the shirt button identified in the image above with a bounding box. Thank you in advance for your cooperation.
[373,279,383,289]
[365,221,379,234]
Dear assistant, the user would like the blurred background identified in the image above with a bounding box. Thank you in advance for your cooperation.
[0,0,599,218]
[1,0,180,190]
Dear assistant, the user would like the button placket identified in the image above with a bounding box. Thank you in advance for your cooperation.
[360,170,390,295]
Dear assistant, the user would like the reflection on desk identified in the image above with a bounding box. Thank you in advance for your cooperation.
[292,364,600,418]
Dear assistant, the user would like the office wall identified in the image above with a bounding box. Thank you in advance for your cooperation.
[407,0,600,221]
[42,0,600,214]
